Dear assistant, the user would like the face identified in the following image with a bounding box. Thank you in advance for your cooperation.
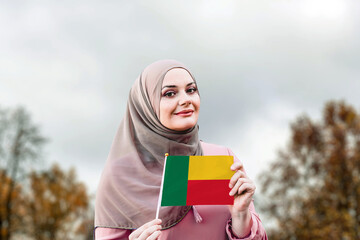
[159,68,200,131]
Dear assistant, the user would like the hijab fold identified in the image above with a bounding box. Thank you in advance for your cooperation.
[95,60,203,229]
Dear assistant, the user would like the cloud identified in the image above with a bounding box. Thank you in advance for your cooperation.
[0,0,359,195]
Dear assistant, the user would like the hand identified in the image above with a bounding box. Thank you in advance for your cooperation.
[129,219,162,240]
[227,161,255,237]
[228,161,256,214]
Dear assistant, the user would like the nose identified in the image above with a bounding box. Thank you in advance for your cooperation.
[178,92,191,106]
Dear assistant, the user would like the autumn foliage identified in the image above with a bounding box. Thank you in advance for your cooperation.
[25,164,90,240]
[260,101,360,239]
[0,107,92,240]
[0,171,23,239]
[1,165,92,240]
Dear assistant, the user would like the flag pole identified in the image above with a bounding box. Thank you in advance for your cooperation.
[155,153,169,219]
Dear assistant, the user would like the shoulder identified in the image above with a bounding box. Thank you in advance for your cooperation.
[200,141,234,156]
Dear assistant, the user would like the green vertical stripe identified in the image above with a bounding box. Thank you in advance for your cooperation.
[161,156,189,206]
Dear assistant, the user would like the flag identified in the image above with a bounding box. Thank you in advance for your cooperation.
[160,155,234,206]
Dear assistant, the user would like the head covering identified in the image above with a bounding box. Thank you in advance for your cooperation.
[95,59,203,230]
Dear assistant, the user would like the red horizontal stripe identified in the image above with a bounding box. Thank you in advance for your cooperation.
[186,180,233,205]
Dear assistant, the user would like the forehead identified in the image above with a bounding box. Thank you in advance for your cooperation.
[162,68,194,86]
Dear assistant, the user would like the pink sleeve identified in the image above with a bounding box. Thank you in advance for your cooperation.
[225,201,268,240]
[95,227,131,240]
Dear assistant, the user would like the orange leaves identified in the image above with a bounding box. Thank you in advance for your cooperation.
[0,171,24,240]
[260,100,360,239]
[0,106,92,240]
[0,165,92,240]
[24,164,90,240]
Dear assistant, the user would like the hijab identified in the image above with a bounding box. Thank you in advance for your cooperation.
[95,59,203,229]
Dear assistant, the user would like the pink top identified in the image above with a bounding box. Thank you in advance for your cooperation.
[95,142,267,240]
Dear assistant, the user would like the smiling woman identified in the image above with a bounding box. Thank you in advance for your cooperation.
[94,60,267,240]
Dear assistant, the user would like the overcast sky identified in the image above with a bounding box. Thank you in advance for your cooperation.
[1,0,359,219]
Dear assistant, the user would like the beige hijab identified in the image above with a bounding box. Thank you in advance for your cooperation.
[95,60,203,229]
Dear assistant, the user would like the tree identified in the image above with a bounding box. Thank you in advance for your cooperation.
[24,164,90,240]
[0,106,47,240]
[0,171,24,239]
[259,101,360,239]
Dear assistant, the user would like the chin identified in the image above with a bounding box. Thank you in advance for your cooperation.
[174,122,197,131]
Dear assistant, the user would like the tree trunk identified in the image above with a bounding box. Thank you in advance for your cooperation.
[2,129,22,240]
[0,171,7,240]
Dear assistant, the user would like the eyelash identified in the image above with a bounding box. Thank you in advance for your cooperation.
[163,87,197,97]
[163,91,176,97]
[188,87,197,93]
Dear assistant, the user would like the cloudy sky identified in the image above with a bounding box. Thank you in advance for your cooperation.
[1,0,359,215]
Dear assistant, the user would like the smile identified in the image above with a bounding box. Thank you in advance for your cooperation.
[175,110,194,116]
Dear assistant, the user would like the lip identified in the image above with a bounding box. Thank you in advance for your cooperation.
[175,109,194,116]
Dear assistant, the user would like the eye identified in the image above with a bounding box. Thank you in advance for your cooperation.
[163,91,176,97]
[187,87,197,94]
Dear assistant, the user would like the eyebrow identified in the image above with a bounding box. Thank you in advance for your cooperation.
[162,82,196,90]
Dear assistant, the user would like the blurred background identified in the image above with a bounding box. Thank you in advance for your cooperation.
[1,0,359,239]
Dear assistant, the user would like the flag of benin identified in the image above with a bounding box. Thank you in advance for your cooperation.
[161,155,234,206]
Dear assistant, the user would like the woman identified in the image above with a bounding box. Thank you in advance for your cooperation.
[95,60,267,240]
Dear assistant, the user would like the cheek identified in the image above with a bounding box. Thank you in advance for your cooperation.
[159,100,174,123]
[193,95,201,110]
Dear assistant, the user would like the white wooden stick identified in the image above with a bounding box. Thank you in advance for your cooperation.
[155,153,169,219]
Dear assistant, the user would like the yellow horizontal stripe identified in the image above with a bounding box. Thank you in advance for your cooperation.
[188,156,234,180]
